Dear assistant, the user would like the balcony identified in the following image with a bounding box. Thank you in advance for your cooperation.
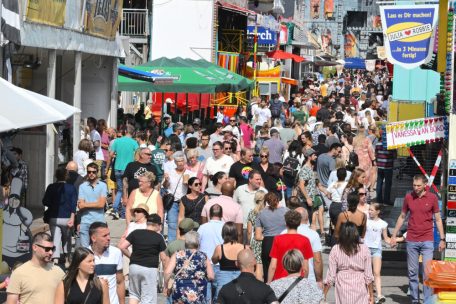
[120,9,149,44]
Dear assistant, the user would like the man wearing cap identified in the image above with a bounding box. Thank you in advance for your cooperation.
[191,118,203,141]
[163,218,199,262]
[163,114,174,138]
[263,129,285,164]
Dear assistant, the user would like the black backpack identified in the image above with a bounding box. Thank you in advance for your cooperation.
[283,156,300,179]
[270,99,282,118]
[346,147,359,171]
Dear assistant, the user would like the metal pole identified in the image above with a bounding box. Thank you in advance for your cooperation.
[46,50,57,188]
[73,51,82,155]
[110,57,119,128]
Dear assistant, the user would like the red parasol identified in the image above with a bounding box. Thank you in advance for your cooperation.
[266,50,305,62]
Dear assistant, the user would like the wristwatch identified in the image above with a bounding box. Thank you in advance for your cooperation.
[441,237,446,241]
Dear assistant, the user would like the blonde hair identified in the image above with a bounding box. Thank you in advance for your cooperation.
[140,171,156,186]
[259,146,269,156]
[335,157,346,169]
[253,190,266,214]
[186,148,199,160]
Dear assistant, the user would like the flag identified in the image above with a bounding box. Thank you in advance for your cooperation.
[1,0,21,45]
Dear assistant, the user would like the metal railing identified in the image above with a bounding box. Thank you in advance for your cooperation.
[120,9,149,37]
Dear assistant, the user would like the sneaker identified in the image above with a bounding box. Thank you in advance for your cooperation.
[375,295,386,303]
[111,212,120,220]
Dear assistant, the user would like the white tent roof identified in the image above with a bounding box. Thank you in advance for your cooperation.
[0,78,80,133]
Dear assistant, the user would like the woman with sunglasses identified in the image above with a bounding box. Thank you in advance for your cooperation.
[178,177,207,234]
[223,140,239,162]
[257,147,272,181]
[54,247,109,304]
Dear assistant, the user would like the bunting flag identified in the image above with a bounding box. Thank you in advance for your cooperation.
[217,52,240,73]
[1,0,21,44]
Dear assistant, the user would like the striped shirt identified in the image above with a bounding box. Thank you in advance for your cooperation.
[324,244,374,304]
[375,141,395,169]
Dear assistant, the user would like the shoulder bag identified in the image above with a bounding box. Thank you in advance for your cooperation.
[166,250,196,296]
[278,276,304,303]
[163,173,183,211]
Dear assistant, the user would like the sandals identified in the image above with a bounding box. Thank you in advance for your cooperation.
[375,295,386,304]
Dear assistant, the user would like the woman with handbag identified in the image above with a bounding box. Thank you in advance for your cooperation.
[269,249,323,304]
[178,177,207,232]
[164,231,214,303]
[54,247,109,304]
[125,172,163,226]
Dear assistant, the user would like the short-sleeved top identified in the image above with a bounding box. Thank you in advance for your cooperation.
[269,234,314,281]
[402,191,439,242]
[218,272,277,304]
[181,193,206,224]
[78,181,108,224]
[365,218,388,249]
[255,207,289,236]
[295,224,322,281]
[203,155,234,182]
[201,195,243,225]
[122,161,158,195]
[165,169,195,201]
[197,220,224,263]
[292,110,307,124]
[91,129,104,161]
[151,148,166,181]
[7,261,65,304]
[91,246,123,304]
[66,279,103,304]
[229,161,259,188]
[234,185,268,228]
[127,229,166,268]
[269,277,323,304]
[316,153,336,187]
[111,136,139,171]
[299,165,317,197]
[263,138,285,164]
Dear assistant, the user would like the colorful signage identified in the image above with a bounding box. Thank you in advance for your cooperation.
[385,116,448,150]
[380,5,439,69]
[247,26,277,45]
[85,0,123,40]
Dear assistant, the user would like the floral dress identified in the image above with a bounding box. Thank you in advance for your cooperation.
[172,249,208,303]
[247,210,262,263]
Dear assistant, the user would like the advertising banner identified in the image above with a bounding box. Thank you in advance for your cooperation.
[25,0,66,27]
[385,116,448,150]
[344,31,358,58]
[310,0,320,19]
[85,0,123,40]
[247,26,277,45]
[380,5,439,69]
[324,0,334,20]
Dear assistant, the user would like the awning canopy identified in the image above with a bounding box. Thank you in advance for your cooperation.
[281,77,299,86]
[266,50,305,63]
[0,78,80,133]
[118,57,254,93]
[344,57,366,69]
[217,1,256,15]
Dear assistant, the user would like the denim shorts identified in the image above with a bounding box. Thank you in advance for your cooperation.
[369,247,382,258]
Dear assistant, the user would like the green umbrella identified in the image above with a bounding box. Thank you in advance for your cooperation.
[118,57,254,93]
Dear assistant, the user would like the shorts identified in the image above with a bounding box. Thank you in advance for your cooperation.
[369,247,382,258]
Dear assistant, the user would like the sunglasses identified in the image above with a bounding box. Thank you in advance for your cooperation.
[143,153,152,156]
[224,147,232,150]
[212,148,221,151]
[359,193,367,196]
[35,244,56,252]
[193,183,202,186]
[87,170,98,174]
[230,120,236,122]
[260,155,269,158]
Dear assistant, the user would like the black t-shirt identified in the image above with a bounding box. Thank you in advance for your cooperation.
[218,272,277,304]
[122,161,158,194]
[229,161,260,188]
[127,230,166,268]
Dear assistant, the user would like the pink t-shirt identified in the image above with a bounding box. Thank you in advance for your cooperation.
[239,123,254,149]
[201,195,243,224]
[101,132,110,161]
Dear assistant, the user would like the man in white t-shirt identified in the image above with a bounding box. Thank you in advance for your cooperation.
[254,99,271,130]
[201,141,234,190]
[88,117,105,176]
[216,107,225,123]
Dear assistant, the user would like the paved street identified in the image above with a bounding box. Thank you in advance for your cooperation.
[106,217,412,304]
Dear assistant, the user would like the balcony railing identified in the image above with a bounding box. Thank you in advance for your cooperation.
[120,9,149,37]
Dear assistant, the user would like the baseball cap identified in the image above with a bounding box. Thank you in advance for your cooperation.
[179,218,199,233]
[193,118,201,126]
[131,203,149,216]
[305,148,316,157]
[147,214,162,225]
[163,114,171,120]
[222,125,233,133]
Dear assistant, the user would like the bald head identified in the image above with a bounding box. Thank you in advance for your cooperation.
[66,161,78,172]
[236,249,256,271]
[295,207,309,224]
[221,181,234,197]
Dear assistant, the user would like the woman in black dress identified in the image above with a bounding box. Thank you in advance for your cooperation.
[54,247,109,304]
[178,177,207,230]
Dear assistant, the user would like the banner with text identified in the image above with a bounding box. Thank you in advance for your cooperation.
[25,0,67,27]
[385,116,448,150]
[380,5,438,69]
[247,26,277,45]
[85,0,123,40]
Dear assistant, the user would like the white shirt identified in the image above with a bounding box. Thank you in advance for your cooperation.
[327,170,351,187]
[255,107,271,127]
[91,246,123,304]
[165,168,195,201]
[365,218,388,249]
[91,129,104,161]
[203,155,234,187]
[216,111,224,123]
[281,224,322,282]
[233,184,268,228]
[326,181,348,203]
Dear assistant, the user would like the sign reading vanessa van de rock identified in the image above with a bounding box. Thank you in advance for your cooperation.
[380,5,439,69]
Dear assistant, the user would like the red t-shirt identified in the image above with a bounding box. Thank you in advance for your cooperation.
[309,105,319,117]
[269,234,313,281]
[402,191,439,242]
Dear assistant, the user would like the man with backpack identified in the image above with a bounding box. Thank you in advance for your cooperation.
[269,94,283,125]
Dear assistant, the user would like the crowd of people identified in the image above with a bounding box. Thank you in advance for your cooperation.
[2,69,446,304]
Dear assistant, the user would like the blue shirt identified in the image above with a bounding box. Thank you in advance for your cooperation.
[78,181,108,224]
[197,220,224,263]
[111,136,139,171]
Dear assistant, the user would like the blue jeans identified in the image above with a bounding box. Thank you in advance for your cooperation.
[207,264,219,303]
[407,241,433,303]
[166,202,179,242]
[79,222,91,248]
[376,168,393,205]
[113,170,125,217]
[215,270,240,300]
